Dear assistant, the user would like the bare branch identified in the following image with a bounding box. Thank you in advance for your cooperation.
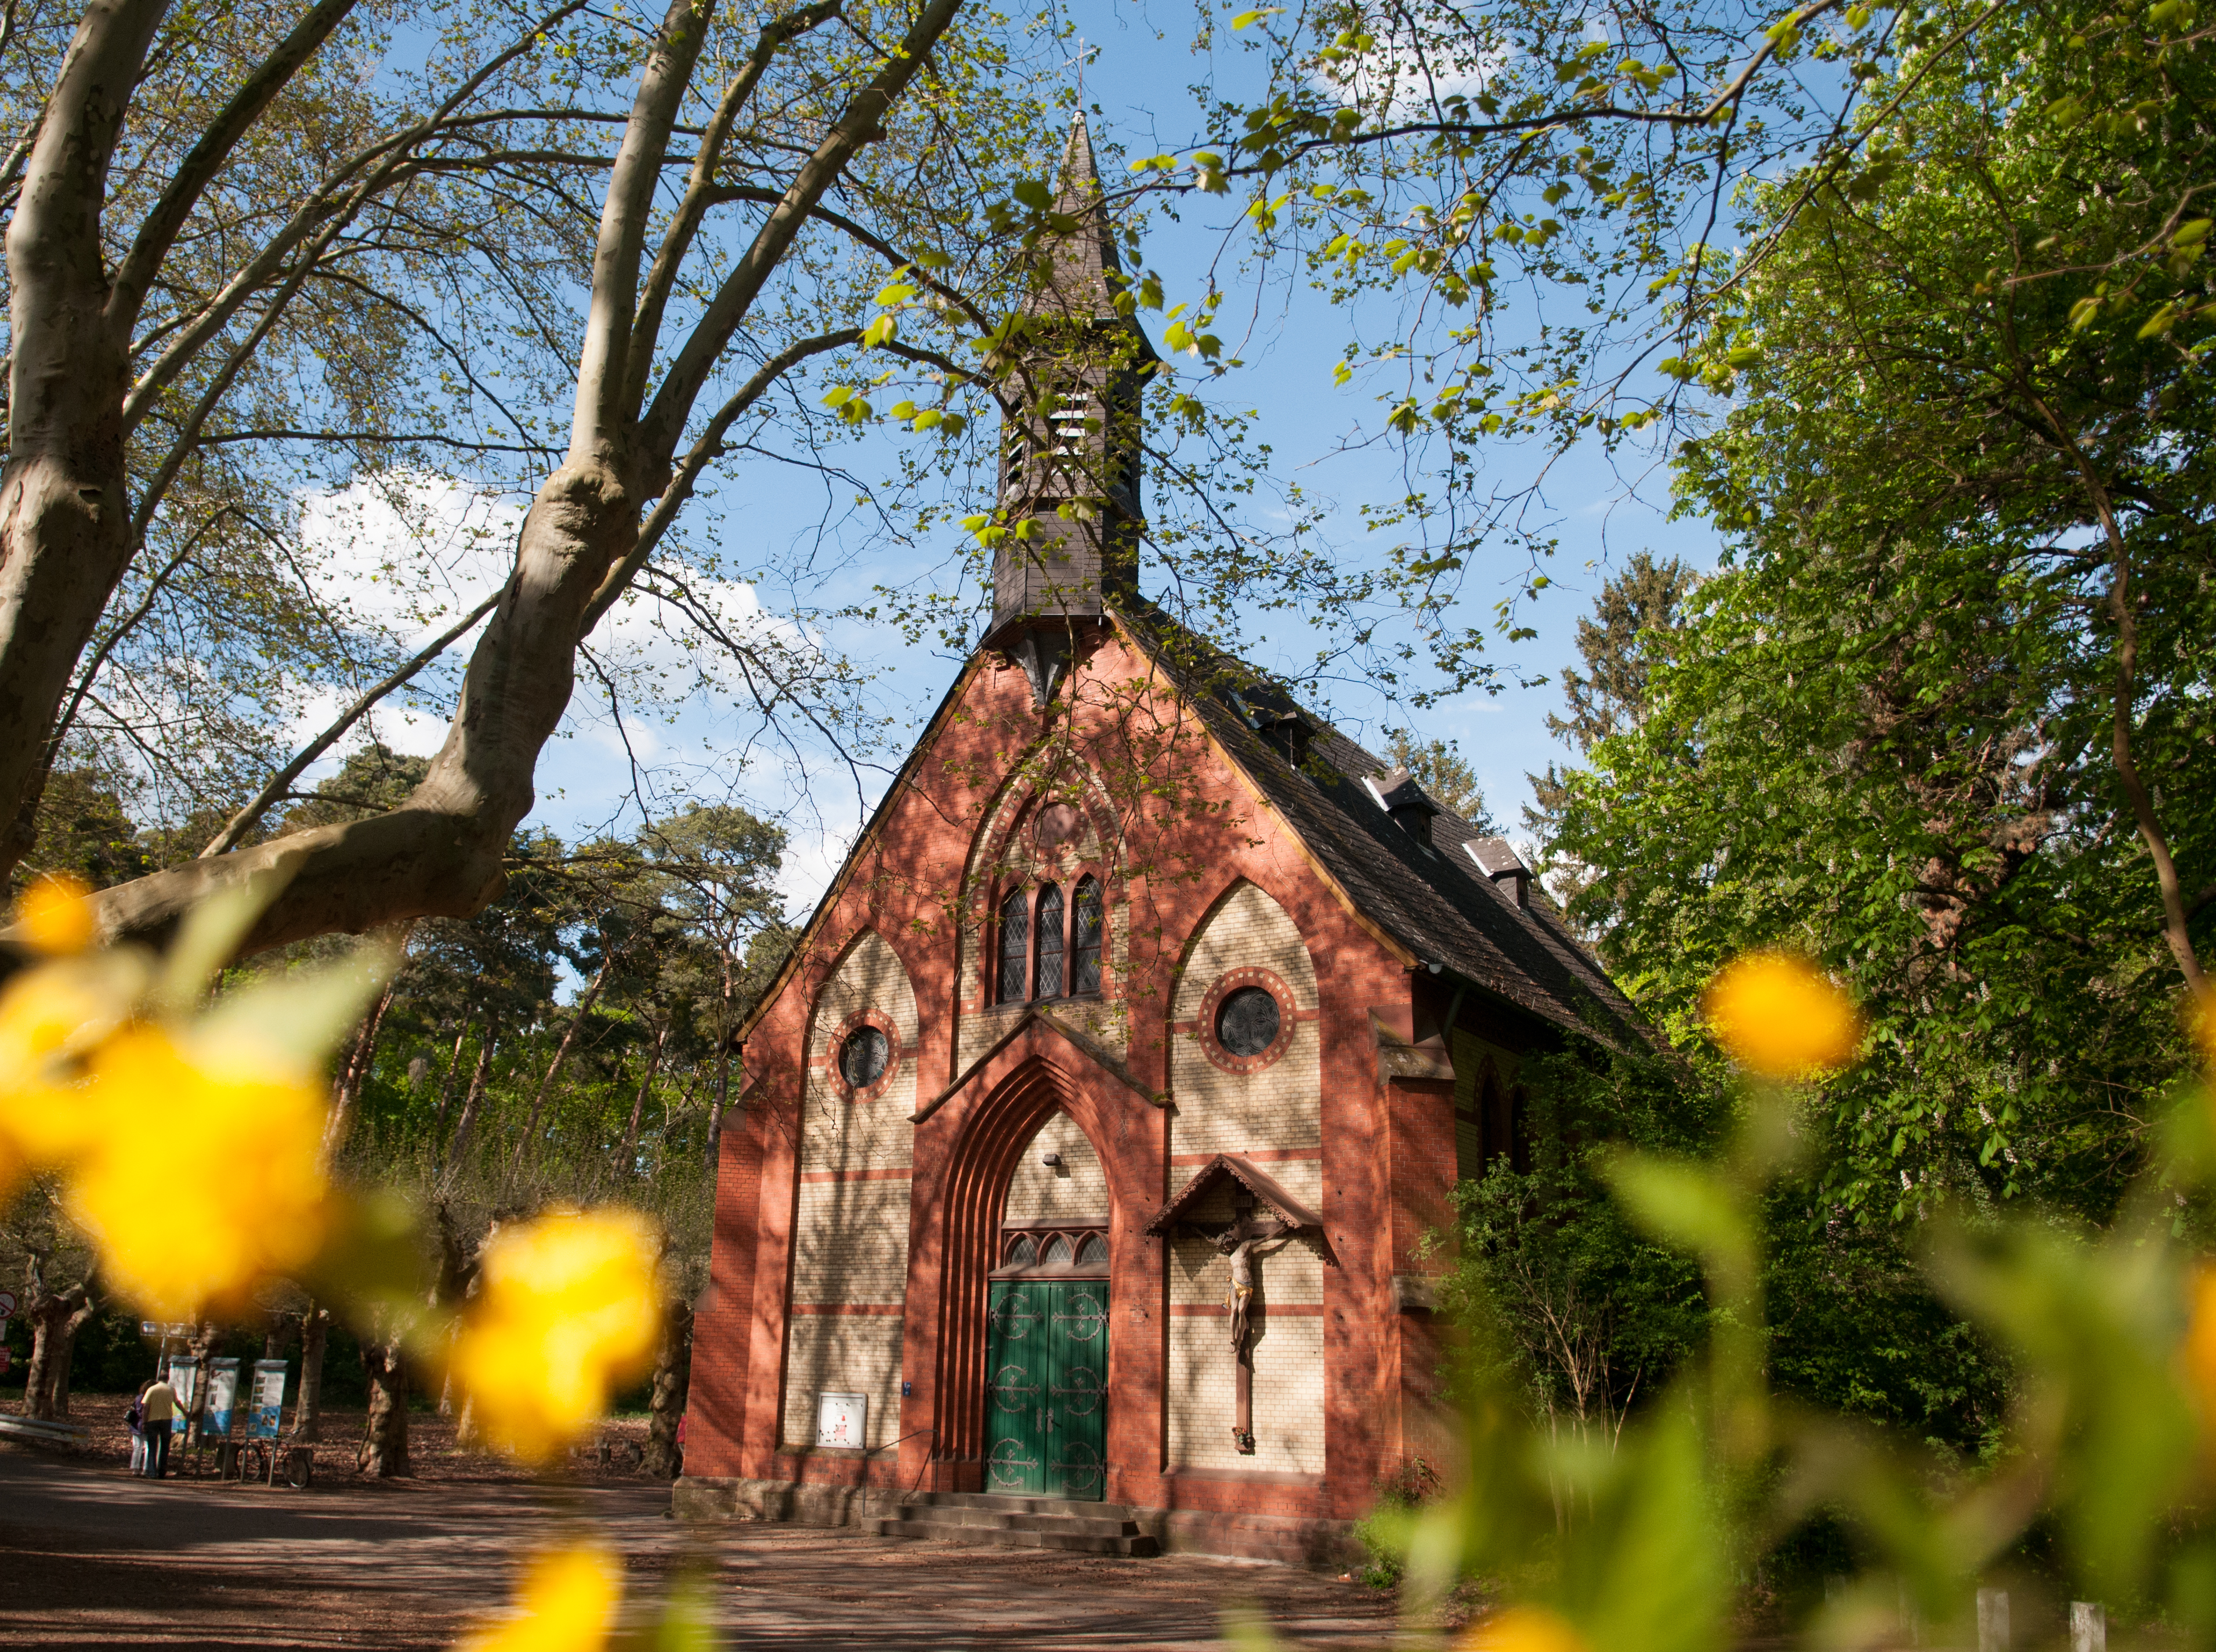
[106,0,359,334]
[201,589,504,857]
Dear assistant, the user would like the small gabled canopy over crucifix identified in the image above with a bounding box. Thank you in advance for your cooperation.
[1144,1154,1333,1454]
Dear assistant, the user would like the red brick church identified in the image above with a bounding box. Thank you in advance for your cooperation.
[674,117,1641,1562]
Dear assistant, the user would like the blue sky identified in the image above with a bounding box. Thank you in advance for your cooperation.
[320,0,1726,912]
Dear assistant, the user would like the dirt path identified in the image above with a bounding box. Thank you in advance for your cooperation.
[0,1443,1400,1651]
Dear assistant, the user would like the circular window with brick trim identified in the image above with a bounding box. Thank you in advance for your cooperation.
[839,1026,890,1089]
[1216,986,1280,1056]
[1194,967,1299,1074]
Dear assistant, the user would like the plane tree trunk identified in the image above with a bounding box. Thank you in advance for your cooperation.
[292,1304,329,1444]
[642,1293,693,1479]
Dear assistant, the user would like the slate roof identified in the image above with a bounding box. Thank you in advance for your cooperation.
[1114,608,1652,1053]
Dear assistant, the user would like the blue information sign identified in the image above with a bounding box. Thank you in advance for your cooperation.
[247,1360,286,1440]
[201,1358,240,1440]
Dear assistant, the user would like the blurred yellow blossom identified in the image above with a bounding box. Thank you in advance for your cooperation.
[1702,951,1863,1078]
[2193,991,2216,1070]
[17,872,96,955]
[1461,1604,1591,1652]
[65,1024,333,1318]
[2184,1265,2216,1427]
[458,1544,621,1652]
[446,1208,661,1462]
[0,951,147,1186]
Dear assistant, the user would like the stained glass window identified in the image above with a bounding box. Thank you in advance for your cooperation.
[1034,883,1064,999]
[839,1027,889,1089]
[1216,986,1281,1057]
[1071,876,1103,995]
[997,886,1029,1003]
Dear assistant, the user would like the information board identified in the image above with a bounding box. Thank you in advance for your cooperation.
[201,1358,239,1439]
[247,1360,286,1440]
[165,1356,199,1437]
[814,1391,867,1449]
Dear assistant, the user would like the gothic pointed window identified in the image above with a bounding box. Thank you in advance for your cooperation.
[998,886,1029,1003]
[1005,1233,1038,1268]
[1071,876,1103,995]
[1034,882,1064,999]
[1042,1236,1073,1268]
[1074,1232,1107,1267]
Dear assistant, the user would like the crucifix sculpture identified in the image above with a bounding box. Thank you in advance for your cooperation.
[1208,1192,1299,1454]
[1144,1155,1334,1459]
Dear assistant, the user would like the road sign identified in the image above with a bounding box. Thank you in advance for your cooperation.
[0,1289,17,1320]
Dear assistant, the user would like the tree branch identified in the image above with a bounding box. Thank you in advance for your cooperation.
[638,0,971,469]
[200,589,502,857]
[106,0,359,335]
[581,326,860,631]
[625,0,844,418]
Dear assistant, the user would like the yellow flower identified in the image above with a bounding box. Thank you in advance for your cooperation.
[1702,951,1863,1078]
[0,952,146,1179]
[446,1209,662,1462]
[1461,1604,1591,1652]
[17,872,96,955]
[2184,1266,2216,1424]
[64,1024,333,1319]
[458,1544,621,1652]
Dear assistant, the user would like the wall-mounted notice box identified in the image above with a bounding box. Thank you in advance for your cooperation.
[815,1392,867,1450]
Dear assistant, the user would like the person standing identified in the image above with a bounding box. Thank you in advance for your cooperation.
[139,1371,179,1479]
[126,1383,147,1475]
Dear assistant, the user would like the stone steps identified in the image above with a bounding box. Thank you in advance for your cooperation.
[877,1492,1160,1556]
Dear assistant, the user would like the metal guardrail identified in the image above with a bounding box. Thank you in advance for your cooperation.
[0,1413,92,1446]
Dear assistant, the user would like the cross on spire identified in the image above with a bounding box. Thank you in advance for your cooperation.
[1067,37,1098,104]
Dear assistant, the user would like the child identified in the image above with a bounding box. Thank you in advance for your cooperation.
[126,1383,147,1475]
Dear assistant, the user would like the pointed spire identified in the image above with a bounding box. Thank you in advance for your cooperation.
[1024,113,1127,323]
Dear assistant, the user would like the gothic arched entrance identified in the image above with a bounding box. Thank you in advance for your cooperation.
[922,1035,1147,1501]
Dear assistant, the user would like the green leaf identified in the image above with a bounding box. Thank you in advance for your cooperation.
[1230,6,1284,27]
[154,861,298,1017]
[821,385,856,407]
[1603,1152,1754,1280]
[2137,303,2178,339]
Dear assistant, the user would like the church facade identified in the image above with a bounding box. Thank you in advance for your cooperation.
[673,118,1641,1562]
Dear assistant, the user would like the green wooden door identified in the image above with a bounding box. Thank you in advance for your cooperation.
[984,1280,1109,1501]
[1045,1282,1107,1499]
[985,1282,1047,1494]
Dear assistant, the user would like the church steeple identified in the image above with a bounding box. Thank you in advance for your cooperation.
[1023,113,1128,325]
[987,114,1157,661]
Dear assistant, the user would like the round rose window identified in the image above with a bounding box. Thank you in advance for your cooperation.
[1215,986,1281,1057]
[839,1026,890,1088]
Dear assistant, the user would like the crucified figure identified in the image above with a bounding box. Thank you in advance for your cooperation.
[1212,1215,1298,1357]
